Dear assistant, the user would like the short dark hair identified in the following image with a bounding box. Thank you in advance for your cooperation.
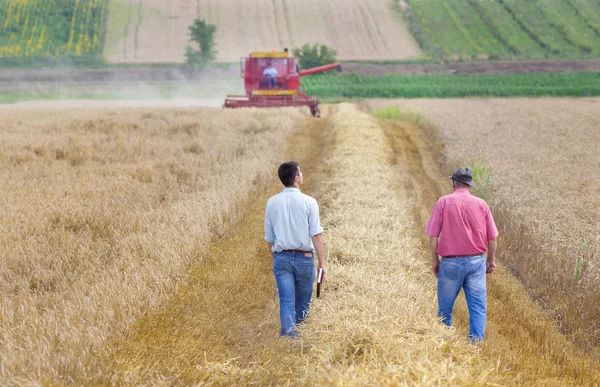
[278,161,299,187]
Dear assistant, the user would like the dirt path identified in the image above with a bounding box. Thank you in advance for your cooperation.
[381,119,446,231]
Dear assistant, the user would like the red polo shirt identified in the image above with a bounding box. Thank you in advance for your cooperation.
[425,188,498,257]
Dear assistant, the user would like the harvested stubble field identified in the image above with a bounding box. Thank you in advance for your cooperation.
[105,0,420,63]
[366,98,600,354]
[1,102,598,385]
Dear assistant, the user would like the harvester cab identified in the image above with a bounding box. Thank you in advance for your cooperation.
[224,50,341,117]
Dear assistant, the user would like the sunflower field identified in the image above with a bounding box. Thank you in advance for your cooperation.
[0,0,108,62]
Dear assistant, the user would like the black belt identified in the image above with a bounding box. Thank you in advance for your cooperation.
[283,249,312,254]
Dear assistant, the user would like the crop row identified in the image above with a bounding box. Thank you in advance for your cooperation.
[405,0,600,59]
[0,0,109,59]
[302,72,600,98]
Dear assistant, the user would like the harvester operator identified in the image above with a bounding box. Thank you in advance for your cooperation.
[263,61,278,89]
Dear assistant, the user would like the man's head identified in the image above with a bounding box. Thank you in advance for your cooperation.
[278,161,302,187]
[267,61,272,67]
[450,167,473,189]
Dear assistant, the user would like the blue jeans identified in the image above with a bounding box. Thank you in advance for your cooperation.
[437,255,487,343]
[265,76,276,88]
[273,251,315,337]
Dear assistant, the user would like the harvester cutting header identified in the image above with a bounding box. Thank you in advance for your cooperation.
[224,49,342,117]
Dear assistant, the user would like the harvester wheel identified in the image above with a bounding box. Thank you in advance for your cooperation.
[310,105,320,118]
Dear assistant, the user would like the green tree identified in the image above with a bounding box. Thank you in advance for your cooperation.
[185,19,217,69]
[293,43,338,70]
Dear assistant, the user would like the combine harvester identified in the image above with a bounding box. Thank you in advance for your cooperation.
[224,49,341,117]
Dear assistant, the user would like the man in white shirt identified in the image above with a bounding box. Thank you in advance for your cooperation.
[264,161,326,337]
[262,61,278,89]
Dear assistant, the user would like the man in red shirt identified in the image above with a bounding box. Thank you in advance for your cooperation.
[425,167,498,343]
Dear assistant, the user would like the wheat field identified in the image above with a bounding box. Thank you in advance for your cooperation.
[367,98,600,354]
[0,106,301,383]
[0,103,598,384]
[104,0,420,63]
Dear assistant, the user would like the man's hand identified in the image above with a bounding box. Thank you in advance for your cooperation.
[317,265,326,284]
[429,236,440,278]
[432,259,440,278]
[486,238,497,274]
[312,233,326,283]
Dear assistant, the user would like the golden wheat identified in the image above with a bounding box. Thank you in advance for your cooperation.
[0,106,303,384]
[2,101,598,385]
[366,98,600,353]
[95,103,599,385]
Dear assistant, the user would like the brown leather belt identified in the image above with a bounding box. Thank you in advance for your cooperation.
[443,253,484,258]
[283,249,312,254]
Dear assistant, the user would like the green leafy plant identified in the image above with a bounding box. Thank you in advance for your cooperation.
[293,43,338,70]
[467,160,493,200]
[184,19,218,70]
[373,106,403,120]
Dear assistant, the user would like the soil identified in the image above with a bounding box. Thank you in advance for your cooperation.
[1,59,598,89]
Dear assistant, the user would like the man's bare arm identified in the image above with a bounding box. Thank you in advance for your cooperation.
[312,233,326,283]
[486,238,497,274]
[430,236,440,278]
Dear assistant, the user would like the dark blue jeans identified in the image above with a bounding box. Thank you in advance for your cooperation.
[273,251,315,337]
[265,76,276,88]
[437,255,487,344]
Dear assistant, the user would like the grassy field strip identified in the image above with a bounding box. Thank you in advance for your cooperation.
[96,109,329,384]
[567,0,600,37]
[405,0,600,59]
[304,72,600,99]
[0,107,302,384]
[378,115,599,385]
[465,0,541,57]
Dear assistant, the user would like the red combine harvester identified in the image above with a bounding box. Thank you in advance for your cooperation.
[224,50,341,117]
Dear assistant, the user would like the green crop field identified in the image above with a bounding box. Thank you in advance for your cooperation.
[303,72,600,98]
[2,72,597,104]
[403,0,600,60]
[0,0,108,64]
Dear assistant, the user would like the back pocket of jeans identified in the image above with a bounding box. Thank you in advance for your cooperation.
[297,262,314,281]
[441,260,460,280]
[273,259,291,273]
